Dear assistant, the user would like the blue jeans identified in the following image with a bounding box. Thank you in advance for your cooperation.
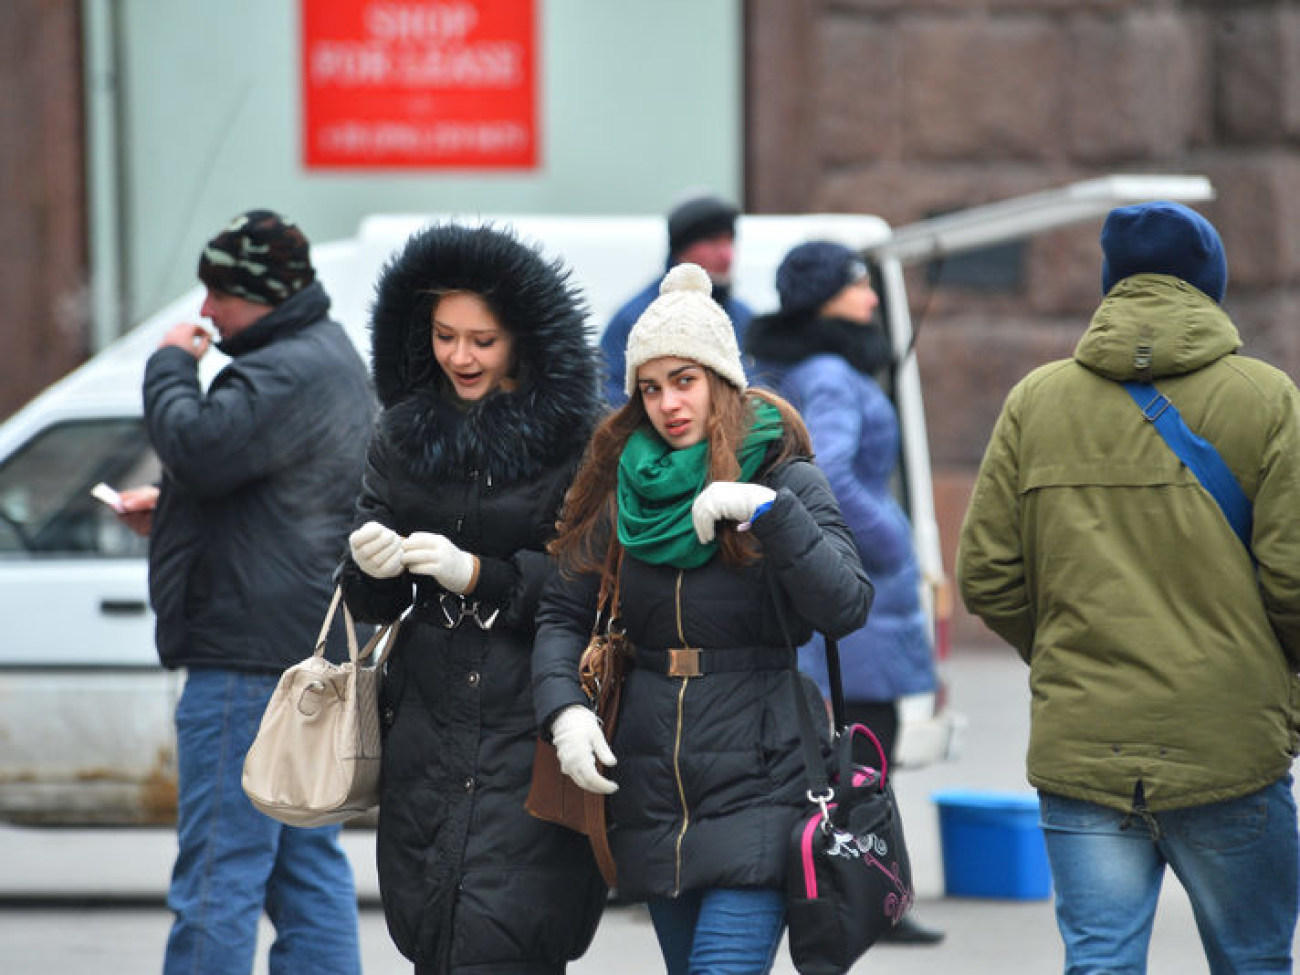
[164,669,362,975]
[1040,778,1298,975]
[646,887,786,975]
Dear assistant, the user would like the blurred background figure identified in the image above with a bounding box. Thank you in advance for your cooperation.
[600,191,753,406]
[747,240,944,946]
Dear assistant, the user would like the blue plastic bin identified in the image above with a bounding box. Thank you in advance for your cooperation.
[932,789,1052,900]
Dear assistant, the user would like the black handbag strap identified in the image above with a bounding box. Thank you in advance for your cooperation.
[824,632,846,731]
[767,577,841,804]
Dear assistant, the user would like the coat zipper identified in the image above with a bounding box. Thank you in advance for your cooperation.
[456,469,478,535]
[671,568,691,896]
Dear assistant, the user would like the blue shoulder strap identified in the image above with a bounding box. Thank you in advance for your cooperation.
[1122,381,1252,552]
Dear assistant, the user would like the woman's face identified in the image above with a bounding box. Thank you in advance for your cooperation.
[821,277,879,325]
[431,292,514,401]
[636,356,712,449]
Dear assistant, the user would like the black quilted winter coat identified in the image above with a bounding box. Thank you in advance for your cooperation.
[337,225,607,973]
[534,456,873,900]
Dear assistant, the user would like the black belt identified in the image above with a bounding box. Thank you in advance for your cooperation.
[634,645,792,678]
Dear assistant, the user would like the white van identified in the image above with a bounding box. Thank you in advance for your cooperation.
[0,176,1212,823]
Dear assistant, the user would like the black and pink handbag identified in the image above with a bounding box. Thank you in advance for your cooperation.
[785,717,913,974]
[773,588,915,975]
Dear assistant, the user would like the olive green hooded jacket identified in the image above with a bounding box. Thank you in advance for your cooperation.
[957,273,1300,811]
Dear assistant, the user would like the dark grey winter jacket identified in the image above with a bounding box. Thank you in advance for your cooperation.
[144,281,374,672]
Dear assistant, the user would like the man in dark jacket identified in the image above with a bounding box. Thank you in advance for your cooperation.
[599,191,753,405]
[117,210,375,975]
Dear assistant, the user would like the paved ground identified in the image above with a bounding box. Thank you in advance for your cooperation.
[1,645,1290,973]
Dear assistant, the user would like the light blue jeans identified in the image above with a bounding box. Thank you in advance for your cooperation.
[1039,777,1298,975]
[646,887,786,975]
[163,668,362,975]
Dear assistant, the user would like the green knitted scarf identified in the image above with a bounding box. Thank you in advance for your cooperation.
[616,399,784,569]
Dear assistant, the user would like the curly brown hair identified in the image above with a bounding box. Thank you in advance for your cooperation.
[549,371,812,574]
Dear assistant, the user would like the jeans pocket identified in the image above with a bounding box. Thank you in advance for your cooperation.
[1040,792,1118,831]
[1179,790,1270,853]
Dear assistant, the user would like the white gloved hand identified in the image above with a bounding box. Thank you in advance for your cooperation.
[401,532,478,593]
[551,705,618,795]
[690,482,778,543]
[349,521,405,579]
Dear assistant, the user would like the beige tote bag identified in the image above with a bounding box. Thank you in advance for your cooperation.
[242,587,400,827]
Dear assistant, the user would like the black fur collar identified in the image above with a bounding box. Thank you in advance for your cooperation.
[369,223,604,483]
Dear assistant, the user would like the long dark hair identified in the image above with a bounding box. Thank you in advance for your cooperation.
[549,371,812,574]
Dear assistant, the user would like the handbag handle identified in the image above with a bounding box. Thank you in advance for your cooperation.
[313,586,401,670]
[838,722,889,787]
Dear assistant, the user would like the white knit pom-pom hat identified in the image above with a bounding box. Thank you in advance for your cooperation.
[623,262,747,396]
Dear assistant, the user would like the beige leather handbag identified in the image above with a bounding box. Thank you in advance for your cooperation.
[242,587,400,827]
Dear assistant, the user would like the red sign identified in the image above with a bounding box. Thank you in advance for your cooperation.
[301,0,537,169]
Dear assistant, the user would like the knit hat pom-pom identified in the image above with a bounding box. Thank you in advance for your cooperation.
[660,262,713,297]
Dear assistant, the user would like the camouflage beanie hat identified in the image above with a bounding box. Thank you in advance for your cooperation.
[198,210,316,306]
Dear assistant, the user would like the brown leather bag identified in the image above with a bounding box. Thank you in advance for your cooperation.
[526,543,627,887]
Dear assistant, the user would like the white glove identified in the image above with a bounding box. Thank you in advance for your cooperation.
[401,532,478,594]
[349,521,405,579]
[690,482,778,543]
[550,705,618,795]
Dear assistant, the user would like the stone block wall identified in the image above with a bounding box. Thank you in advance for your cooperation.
[747,0,1300,647]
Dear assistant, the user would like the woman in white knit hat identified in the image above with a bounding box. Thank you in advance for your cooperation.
[533,264,874,973]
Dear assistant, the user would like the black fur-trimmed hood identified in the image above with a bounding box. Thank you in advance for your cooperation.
[369,222,603,483]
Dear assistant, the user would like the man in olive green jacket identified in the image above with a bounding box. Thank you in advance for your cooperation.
[958,201,1300,974]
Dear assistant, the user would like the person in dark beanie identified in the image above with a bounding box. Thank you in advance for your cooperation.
[959,201,1300,973]
[197,208,317,305]
[748,240,944,947]
[1100,199,1227,303]
[599,191,753,406]
[114,209,375,975]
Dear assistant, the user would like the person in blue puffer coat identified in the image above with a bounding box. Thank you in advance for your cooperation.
[747,240,944,946]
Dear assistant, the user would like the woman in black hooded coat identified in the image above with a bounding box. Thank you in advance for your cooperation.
[337,224,607,974]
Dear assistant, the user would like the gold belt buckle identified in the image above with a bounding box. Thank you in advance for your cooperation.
[667,647,702,678]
